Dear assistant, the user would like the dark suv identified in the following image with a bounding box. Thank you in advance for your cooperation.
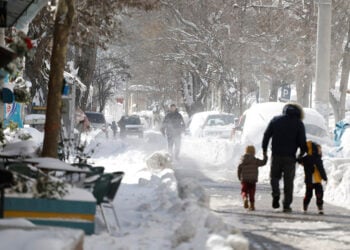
[118,115,144,138]
[85,111,108,137]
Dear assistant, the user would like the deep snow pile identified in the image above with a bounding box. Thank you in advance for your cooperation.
[83,132,248,250]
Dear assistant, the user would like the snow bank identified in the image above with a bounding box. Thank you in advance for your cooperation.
[294,157,350,210]
[145,150,172,170]
[323,159,350,209]
[0,219,84,250]
[86,165,247,250]
[83,134,247,250]
[175,175,248,250]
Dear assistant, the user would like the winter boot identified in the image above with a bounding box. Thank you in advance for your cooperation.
[272,196,280,209]
[243,197,249,209]
[249,202,255,211]
[302,203,308,213]
[283,207,292,213]
[318,205,324,215]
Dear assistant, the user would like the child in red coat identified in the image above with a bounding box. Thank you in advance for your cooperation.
[237,145,267,210]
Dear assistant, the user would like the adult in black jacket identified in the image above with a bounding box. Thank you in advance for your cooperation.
[262,103,307,212]
[161,104,185,159]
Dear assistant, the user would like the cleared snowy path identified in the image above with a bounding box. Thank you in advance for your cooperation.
[174,156,350,250]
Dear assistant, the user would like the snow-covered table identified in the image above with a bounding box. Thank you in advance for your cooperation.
[0,140,39,158]
[24,157,91,173]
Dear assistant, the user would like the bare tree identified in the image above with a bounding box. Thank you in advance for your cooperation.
[93,57,130,112]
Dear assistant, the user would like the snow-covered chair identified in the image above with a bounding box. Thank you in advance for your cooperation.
[91,172,124,234]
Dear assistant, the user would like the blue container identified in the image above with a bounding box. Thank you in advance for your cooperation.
[62,85,70,95]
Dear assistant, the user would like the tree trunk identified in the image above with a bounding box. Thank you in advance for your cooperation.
[269,81,279,102]
[75,42,97,111]
[42,0,75,158]
[338,21,350,121]
[329,19,350,124]
[297,1,314,107]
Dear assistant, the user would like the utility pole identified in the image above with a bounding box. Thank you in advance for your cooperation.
[314,0,332,125]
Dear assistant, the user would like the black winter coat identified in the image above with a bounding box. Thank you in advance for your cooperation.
[300,155,327,184]
[262,104,307,158]
[162,110,185,137]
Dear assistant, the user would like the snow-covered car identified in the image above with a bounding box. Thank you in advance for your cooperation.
[187,111,235,138]
[118,115,144,138]
[24,114,46,132]
[233,102,331,146]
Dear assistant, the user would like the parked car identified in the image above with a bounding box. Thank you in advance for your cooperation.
[118,115,144,138]
[187,111,235,138]
[84,111,108,137]
[233,102,331,146]
[24,114,46,132]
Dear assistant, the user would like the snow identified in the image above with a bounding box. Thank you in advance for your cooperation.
[0,139,40,157]
[25,157,90,173]
[63,186,96,201]
[188,111,223,137]
[238,102,330,147]
[0,219,84,250]
[3,112,350,249]
[80,133,247,250]
[63,71,87,92]
[24,114,46,124]
[6,186,95,202]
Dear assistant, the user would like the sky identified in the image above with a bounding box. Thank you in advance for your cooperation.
[1,108,350,249]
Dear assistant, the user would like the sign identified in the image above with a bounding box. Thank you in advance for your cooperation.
[280,85,291,102]
[0,1,7,27]
[2,75,24,128]
[4,102,23,128]
[116,97,124,104]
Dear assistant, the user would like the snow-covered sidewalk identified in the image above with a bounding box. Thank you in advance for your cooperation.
[83,132,248,250]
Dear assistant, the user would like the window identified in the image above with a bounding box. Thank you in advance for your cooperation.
[85,112,106,124]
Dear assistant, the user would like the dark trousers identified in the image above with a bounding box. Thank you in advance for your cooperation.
[241,182,256,203]
[270,156,296,208]
[304,183,324,209]
[167,135,181,158]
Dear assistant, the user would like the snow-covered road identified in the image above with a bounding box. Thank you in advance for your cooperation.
[203,180,350,250]
[176,137,350,250]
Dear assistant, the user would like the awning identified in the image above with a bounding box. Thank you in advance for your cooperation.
[0,0,49,29]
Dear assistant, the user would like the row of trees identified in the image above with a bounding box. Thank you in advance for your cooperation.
[113,0,350,119]
[23,0,160,157]
[25,1,350,120]
[15,0,350,156]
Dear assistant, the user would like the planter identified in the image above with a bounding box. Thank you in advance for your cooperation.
[4,196,96,234]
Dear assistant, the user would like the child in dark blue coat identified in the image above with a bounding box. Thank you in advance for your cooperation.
[299,141,328,214]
